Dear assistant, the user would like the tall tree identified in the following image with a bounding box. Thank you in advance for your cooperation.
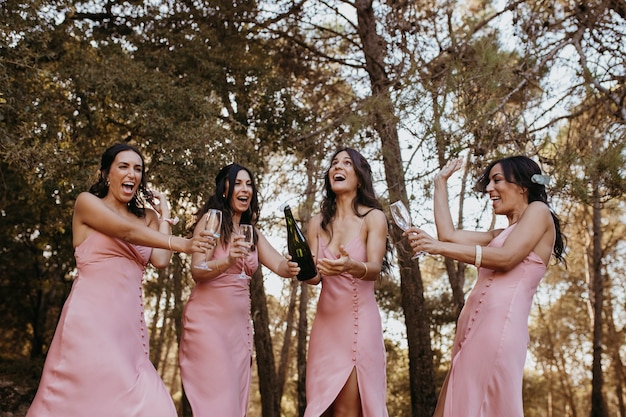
[352,1,437,414]
[551,100,626,417]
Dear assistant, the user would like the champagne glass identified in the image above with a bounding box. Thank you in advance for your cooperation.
[195,209,223,270]
[238,224,254,279]
[390,201,424,259]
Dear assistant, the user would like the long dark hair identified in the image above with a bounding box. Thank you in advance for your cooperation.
[476,155,565,263]
[320,147,391,273]
[193,164,260,247]
[89,143,153,218]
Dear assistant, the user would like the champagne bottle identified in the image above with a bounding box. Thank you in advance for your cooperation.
[284,205,317,281]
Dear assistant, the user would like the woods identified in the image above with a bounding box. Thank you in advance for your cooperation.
[1,0,625,416]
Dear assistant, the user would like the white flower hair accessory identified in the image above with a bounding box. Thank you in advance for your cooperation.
[531,174,551,186]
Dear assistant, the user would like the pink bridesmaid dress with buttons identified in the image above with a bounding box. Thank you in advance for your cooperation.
[438,224,547,417]
[179,242,258,417]
[26,231,177,417]
[303,227,389,417]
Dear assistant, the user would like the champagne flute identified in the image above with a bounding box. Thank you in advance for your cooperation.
[195,209,223,270]
[238,224,254,279]
[390,201,424,259]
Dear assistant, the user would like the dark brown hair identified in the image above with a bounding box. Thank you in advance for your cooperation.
[476,155,565,263]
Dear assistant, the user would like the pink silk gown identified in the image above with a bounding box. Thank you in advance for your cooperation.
[437,224,548,417]
[26,231,177,417]
[179,242,259,417]
[304,228,389,417]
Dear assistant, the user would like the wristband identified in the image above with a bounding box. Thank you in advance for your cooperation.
[474,245,482,268]
[357,261,368,280]
[168,235,174,252]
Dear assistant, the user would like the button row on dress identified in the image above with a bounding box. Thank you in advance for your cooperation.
[138,285,149,356]
[351,277,359,362]
[460,277,494,348]
[246,291,253,353]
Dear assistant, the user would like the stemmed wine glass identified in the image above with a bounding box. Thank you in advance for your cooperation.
[195,209,223,270]
[238,224,254,279]
[389,201,424,259]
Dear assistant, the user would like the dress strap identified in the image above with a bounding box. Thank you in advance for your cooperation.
[359,208,376,232]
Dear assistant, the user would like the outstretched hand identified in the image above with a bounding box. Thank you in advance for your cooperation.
[435,158,463,182]
[186,232,213,254]
[317,245,352,276]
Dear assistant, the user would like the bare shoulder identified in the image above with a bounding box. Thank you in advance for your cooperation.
[72,192,98,247]
[522,201,553,225]
[73,192,102,219]
[308,213,322,229]
[363,208,388,231]
[75,191,97,207]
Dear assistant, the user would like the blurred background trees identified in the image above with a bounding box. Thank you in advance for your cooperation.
[1,0,624,416]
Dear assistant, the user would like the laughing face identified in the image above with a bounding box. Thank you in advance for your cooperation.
[228,169,253,214]
[106,150,143,204]
[485,163,526,215]
[329,150,359,194]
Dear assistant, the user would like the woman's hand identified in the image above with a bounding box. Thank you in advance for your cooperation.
[150,191,170,219]
[317,245,352,276]
[182,233,212,254]
[405,227,439,256]
[434,158,463,183]
[229,233,251,263]
[282,254,301,278]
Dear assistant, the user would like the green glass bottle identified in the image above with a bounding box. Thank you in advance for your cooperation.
[284,205,317,281]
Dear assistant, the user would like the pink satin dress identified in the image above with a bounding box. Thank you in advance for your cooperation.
[437,224,548,417]
[26,231,177,417]
[304,228,389,417]
[179,242,258,417]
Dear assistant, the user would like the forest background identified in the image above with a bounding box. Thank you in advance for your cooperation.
[1,0,625,416]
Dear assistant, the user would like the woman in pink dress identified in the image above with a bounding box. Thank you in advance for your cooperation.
[407,156,565,417]
[303,148,391,417]
[179,163,299,417]
[26,143,210,417]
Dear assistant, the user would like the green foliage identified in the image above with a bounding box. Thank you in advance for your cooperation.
[1,0,625,414]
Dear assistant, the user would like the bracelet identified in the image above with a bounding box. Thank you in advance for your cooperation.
[168,235,174,252]
[475,245,482,268]
[162,216,179,226]
[357,261,368,280]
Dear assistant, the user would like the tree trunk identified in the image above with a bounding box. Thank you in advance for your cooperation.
[296,152,322,416]
[443,258,466,318]
[604,291,626,417]
[170,255,192,417]
[277,279,299,401]
[590,184,607,417]
[251,268,281,417]
[354,1,437,415]
[297,283,310,417]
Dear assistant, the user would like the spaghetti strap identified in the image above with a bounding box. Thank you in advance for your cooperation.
[362,208,376,217]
